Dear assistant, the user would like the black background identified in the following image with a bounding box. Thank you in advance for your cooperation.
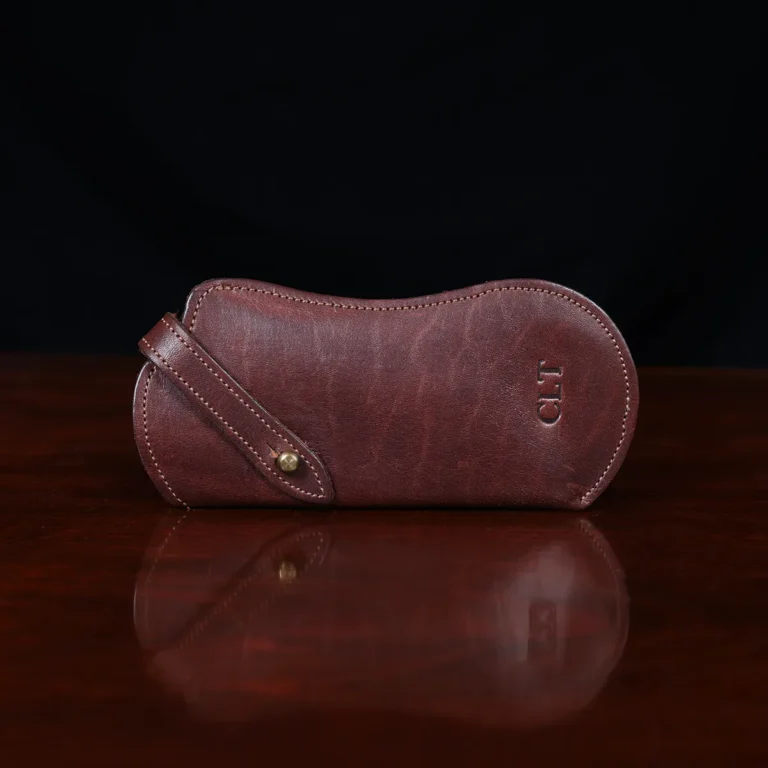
[4,5,766,364]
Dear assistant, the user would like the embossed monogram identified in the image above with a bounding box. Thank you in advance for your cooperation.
[537,360,563,424]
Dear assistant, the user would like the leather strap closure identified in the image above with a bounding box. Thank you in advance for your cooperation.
[140,313,334,505]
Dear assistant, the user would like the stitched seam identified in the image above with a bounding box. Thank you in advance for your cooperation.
[190,283,631,503]
[142,511,190,600]
[579,519,624,586]
[141,338,323,499]
[159,317,325,495]
[142,367,189,508]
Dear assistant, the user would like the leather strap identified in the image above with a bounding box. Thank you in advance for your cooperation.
[140,313,334,505]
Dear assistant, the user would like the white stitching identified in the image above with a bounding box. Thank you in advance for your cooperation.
[142,367,189,508]
[189,283,632,504]
[141,338,324,500]
[159,317,326,496]
[579,519,624,585]
[142,510,190,601]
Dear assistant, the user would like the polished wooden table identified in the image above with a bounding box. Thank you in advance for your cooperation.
[2,357,767,766]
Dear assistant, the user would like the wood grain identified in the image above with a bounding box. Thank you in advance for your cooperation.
[1,356,767,766]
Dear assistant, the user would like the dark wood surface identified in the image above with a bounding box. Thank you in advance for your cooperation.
[1,356,767,767]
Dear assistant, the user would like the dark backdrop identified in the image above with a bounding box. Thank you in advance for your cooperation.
[4,5,766,365]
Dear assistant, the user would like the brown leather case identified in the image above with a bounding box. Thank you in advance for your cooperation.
[133,278,638,509]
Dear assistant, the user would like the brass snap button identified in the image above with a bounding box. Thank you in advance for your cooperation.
[277,559,298,583]
[276,451,300,473]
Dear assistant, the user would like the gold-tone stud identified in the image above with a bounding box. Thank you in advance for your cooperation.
[276,451,300,473]
[278,559,298,583]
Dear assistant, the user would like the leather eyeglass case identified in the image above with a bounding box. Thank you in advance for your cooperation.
[134,278,638,509]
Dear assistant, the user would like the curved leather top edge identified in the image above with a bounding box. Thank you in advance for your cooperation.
[181,277,624,325]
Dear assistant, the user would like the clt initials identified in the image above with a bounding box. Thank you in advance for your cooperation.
[537,360,563,424]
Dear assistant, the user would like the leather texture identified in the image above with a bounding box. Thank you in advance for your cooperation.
[133,278,639,509]
[140,314,333,504]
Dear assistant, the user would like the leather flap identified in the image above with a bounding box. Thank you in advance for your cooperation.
[139,313,334,505]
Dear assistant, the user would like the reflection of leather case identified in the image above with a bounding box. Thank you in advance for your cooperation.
[134,278,638,508]
[135,513,628,727]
